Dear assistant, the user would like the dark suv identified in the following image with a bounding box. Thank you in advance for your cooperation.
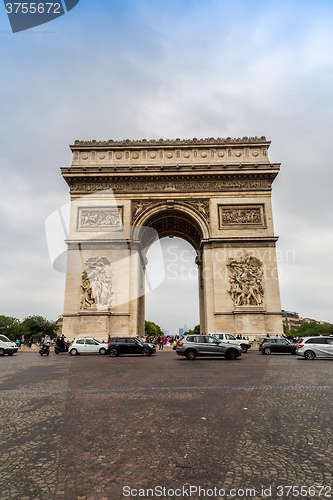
[259,337,297,355]
[107,337,156,357]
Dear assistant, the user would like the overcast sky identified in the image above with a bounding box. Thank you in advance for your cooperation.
[1,0,333,333]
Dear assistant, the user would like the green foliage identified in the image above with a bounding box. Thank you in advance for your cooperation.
[0,314,58,341]
[0,315,29,341]
[184,324,200,335]
[21,316,58,339]
[145,320,163,337]
[283,324,290,334]
[295,321,333,337]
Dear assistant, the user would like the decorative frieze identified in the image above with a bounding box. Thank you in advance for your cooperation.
[76,147,268,165]
[69,177,273,195]
[219,204,266,229]
[77,207,123,231]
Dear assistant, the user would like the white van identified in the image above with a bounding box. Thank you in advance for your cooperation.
[0,334,18,356]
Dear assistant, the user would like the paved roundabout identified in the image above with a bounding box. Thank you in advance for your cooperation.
[0,351,332,499]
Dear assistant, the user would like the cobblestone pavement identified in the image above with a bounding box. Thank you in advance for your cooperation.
[0,350,332,500]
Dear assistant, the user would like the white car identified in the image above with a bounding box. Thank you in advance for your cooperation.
[296,336,333,360]
[0,334,18,356]
[69,338,108,356]
[212,333,251,353]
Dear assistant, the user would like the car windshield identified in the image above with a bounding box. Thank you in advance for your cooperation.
[0,335,11,343]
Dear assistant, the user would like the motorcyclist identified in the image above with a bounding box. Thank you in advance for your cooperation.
[39,335,51,356]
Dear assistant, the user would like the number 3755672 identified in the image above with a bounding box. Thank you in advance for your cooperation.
[5,3,61,14]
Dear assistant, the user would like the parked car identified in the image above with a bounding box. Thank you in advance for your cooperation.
[68,338,108,356]
[259,337,297,355]
[176,334,242,360]
[296,336,333,360]
[212,333,251,352]
[107,337,156,357]
[0,334,18,356]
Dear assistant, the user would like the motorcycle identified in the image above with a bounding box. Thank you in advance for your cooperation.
[39,344,50,356]
[54,341,69,354]
[39,335,51,356]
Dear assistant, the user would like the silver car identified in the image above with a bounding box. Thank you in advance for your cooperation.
[296,336,333,360]
[176,334,242,360]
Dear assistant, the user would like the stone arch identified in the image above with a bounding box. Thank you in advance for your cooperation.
[132,201,210,253]
[61,136,283,340]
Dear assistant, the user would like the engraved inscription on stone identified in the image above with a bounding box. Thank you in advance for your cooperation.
[78,207,123,230]
[219,205,265,228]
[227,255,264,307]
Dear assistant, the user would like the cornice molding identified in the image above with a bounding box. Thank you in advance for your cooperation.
[71,136,270,149]
[63,172,277,194]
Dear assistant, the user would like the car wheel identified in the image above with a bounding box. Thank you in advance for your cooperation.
[0,348,5,356]
[109,348,118,357]
[99,348,106,355]
[185,349,196,360]
[264,347,272,355]
[241,345,248,353]
[226,348,238,360]
[304,350,315,360]
[142,348,150,356]
[70,348,78,356]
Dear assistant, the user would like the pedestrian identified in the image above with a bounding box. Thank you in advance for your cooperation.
[16,338,21,349]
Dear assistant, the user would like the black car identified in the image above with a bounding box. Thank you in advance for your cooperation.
[107,337,156,357]
[259,337,297,355]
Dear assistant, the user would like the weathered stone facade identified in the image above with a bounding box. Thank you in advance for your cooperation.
[61,136,283,340]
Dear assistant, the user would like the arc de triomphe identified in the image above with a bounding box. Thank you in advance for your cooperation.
[61,137,283,340]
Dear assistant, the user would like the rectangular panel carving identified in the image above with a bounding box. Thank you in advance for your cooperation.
[218,204,266,229]
[77,207,123,231]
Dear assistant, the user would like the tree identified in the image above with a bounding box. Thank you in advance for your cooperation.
[295,321,333,337]
[21,315,58,339]
[0,315,29,341]
[145,320,163,337]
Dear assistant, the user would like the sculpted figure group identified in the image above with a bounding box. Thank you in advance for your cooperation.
[80,256,113,310]
[227,255,264,307]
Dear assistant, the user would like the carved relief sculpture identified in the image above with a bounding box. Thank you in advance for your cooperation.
[219,205,265,228]
[79,208,122,229]
[227,256,264,307]
[132,199,210,224]
[80,257,113,310]
[222,208,261,225]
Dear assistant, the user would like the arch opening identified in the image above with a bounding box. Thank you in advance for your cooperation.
[145,236,200,337]
[136,207,205,254]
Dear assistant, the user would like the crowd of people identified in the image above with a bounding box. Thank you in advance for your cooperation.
[138,335,180,350]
